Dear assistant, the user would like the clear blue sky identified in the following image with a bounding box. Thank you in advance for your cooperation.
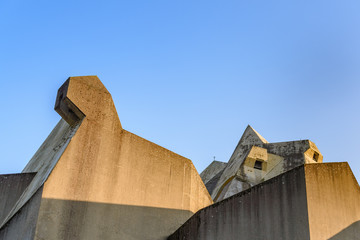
[0,1,359,181]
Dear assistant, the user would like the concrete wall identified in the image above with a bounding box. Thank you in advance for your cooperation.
[168,163,360,240]
[0,187,43,240]
[200,161,227,195]
[200,161,227,185]
[0,173,35,224]
[0,119,79,229]
[305,163,360,239]
[207,125,323,202]
[169,165,310,240]
[33,76,212,240]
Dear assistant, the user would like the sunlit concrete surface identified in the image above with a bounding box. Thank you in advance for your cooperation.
[169,163,360,240]
[203,125,323,202]
[1,75,359,240]
[0,76,212,240]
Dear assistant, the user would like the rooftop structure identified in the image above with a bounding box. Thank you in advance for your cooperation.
[0,76,359,240]
[201,125,323,202]
[0,76,212,240]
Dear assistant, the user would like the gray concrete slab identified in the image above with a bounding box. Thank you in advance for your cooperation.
[168,163,360,240]
[0,173,36,224]
[169,164,310,240]
[0,187,43,240]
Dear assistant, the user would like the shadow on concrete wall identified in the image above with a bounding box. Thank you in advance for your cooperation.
[0,186,43,240]
[328,221,360,240]
[0,173,36,225]
[36,198,193,240]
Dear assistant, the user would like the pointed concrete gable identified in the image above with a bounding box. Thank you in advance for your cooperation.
[240,125,268,145]
[210,125,326,202]
[209,126,268,200]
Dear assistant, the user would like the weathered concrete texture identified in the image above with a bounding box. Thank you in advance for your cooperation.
[209,125,323,202]
[305,163,360,239]
[329,221,360,240]
[0,187,43,240]
[169,164,310,240]
[202,169,225,196]
[168,163,360,240]
[200,161,227,184]
[0,173,36,224]
[0,119,79,228]
[200,161,227,194]
[25,76,213,240]
[37,198,193,240]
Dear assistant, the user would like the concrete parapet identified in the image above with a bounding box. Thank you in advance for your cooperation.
[169,163,360,240]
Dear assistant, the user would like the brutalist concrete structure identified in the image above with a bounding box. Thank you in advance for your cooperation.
[201,125,324,202]
[1,76,359,240]
[170,163,360,240]
[0,76,212,240]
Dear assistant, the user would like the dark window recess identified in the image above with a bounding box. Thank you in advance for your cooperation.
[313,152,319,162]
[254,160,263,170]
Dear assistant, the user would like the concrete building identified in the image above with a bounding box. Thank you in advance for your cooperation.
[1,75,359,240]
[171,163,360,240]
[201,125,323,202]
[0,76,212,240]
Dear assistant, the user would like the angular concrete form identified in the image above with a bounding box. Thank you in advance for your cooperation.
[200,161,227,195]
[0,76,212,240]
[169,163,360,240]
[1,75,359,240]
[203,125,323,202]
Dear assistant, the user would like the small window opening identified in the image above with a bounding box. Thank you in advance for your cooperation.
[254,160,263,170]
[313,152,319,162]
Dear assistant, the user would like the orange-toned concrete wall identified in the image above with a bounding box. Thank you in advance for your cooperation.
[305,163,360,240]
[33,76,212,240]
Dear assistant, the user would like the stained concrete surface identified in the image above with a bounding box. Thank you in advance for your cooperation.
[1,76,212,239]
[305,163,360,240]
[0,173,35,225]
[0,187,43,240]
[0,119,79,229]
[169,165,310,240]
[200,161,227,195]
[208,125,323,202]
[36,199,193,240]
[30,76,212,239]
[200,161,227,185]
[5,75,353,240]
[203,169,225,195]
[168,163,360,240]
[328,221,360,240]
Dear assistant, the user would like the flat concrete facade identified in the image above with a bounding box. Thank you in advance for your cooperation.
[169,163,360,240]
[305,163,360,239]
[171,164,310,240]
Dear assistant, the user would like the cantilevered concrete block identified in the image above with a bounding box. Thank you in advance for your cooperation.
[54,79,85,126]
[169,163,360,240]
[0,76,212,240]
